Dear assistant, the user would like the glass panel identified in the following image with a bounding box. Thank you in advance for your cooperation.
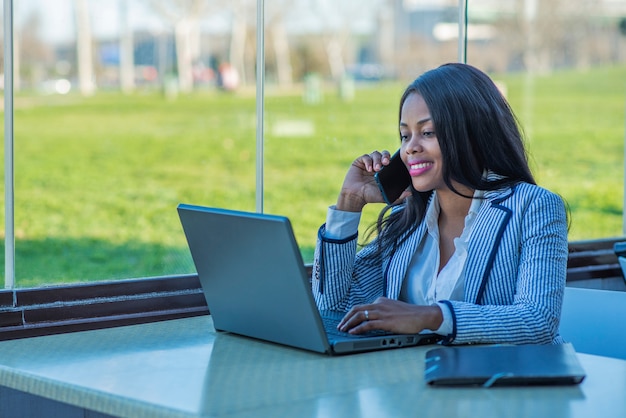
[8,0,623,288]
[0,4,5,284]
[264,0,461,263]
[466,0,626,240]
[10,0,256,287]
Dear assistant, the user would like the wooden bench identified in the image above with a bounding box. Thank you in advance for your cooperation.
[567,237,626,291]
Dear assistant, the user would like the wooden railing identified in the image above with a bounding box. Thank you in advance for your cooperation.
[567,237,626,291]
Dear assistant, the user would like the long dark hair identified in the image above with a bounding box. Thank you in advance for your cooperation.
[364,63,536,260]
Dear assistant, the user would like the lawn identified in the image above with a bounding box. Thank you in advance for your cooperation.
[2,65,625,287]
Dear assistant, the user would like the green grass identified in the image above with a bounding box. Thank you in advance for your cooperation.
[496,67,626,239]
[2,65,625,287]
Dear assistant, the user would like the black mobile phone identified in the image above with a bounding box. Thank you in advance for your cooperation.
[374,150,411,205]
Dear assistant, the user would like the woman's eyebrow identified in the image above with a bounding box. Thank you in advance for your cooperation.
[399,117,432,127]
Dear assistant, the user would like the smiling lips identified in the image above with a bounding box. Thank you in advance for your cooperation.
[408,161,433,176]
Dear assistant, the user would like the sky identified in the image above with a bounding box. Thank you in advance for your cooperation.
[13,0,179,43]
[9,0,382,45]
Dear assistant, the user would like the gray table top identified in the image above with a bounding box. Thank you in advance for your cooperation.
[0,315,624,418]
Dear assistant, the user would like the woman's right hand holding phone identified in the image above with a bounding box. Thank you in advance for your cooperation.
[336,150,391,212]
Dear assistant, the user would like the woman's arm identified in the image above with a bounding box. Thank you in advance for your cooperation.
[311,226,386,311]
[312,151,396,311]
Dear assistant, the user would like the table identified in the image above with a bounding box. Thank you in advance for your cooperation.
[0,316,624,418]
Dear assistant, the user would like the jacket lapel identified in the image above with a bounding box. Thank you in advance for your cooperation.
[464,187,514,304]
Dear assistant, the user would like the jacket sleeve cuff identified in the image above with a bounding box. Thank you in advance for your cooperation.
[318,223,358,244]
[324,205,361,240]
[436,300,457,345]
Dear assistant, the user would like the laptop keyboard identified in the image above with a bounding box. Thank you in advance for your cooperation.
[320,311,391,339]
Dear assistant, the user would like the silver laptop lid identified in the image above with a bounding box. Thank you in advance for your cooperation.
[177,204,331,353]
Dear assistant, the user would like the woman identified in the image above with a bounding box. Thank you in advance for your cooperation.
[312,63,568,345]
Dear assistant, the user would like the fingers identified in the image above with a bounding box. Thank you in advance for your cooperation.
[338,298,392,332]
[357,150,391,173]
[338,150,393,211]
[380,150,391,165]
[337,305,377,334]
[338,298,429,335]
[372,150,392,171]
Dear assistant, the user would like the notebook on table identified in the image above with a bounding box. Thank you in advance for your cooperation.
[424,343,586,387]
[177,203,441,355]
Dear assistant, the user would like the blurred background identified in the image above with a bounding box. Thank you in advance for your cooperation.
[7,0,626,93]
[1,0,625,287]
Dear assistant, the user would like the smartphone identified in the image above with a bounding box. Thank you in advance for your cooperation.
[374,150,411,205]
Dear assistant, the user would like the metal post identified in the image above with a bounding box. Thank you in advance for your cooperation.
[255,0,265,213]
[4,0,15,288]
[623,93,626,235]
[457,0,467,63]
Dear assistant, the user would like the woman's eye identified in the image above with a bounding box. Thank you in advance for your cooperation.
[400,134,409,141]
[422,130,435,137]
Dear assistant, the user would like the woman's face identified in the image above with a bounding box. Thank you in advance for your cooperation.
[399,93,446,193]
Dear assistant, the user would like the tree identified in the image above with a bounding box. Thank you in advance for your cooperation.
[147,0,212,93]
[308,0,375,82]
[267,0,295,87]
[227,0,295,87]
[74,0,96,96]
[15,12,54,92]
[119,0,135,94]
[227,0,254,86]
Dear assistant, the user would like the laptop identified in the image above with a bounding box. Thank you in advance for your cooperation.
[177,203,441,355]
[424,343,586,387]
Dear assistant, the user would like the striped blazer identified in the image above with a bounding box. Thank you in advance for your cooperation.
[312,182,569,345]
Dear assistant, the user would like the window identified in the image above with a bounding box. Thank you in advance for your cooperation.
[465,0,626,239]
[2,0,626,289]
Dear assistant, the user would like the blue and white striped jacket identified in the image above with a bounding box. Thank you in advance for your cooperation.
[312,182,569,345]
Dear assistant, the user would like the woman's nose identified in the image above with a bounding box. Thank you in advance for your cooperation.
[405,134,423,153]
